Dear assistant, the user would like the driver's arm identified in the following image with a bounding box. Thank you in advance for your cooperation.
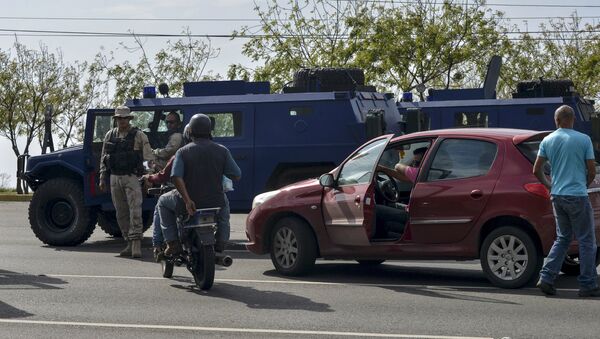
[376,164,410,182]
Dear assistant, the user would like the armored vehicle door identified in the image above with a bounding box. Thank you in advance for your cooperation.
[83,109,115,204]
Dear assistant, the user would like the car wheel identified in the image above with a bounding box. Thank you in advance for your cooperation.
[480,226,541,288]
[356,260,385,266]
[270,217,317,276]
[560,247,600,276]
[28,178,97,246]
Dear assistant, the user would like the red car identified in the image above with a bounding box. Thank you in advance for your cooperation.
[246,128,600,288]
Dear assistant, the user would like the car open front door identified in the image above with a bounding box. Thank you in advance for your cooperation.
[322,135,392,246]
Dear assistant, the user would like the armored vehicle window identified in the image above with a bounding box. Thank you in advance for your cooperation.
[93,115,113,143]
[201,112,242,138]
[455,112,488,128]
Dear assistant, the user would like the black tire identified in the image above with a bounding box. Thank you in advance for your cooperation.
[270,217,317,276]
[357,260,385,266]
[97,210,153,238]
[28,178,97,246]
[480,226,542,289]
[161,260,174,278]
[560,247,600,276]
[191,234,215,290]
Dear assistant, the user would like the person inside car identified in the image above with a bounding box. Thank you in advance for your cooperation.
[378,147,428,184]
[373,147,428,239]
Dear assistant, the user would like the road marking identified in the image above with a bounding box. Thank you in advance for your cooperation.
[0,319,492,339]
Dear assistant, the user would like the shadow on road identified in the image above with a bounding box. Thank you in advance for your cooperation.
[170,281,334,312]
[0,300,33,319]
[262,261,595,302]
[0,269,69,319]
[0,269,67,290]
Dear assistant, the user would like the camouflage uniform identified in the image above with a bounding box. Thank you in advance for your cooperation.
[152,131,183,170]
[99,112,154,242]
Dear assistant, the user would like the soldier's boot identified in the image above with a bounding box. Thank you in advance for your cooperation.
[165,240,183,257]
[119,241,132,257]
[131,239,142,258]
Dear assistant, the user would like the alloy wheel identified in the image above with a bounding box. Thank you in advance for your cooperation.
[273,226,298,269]
[486,234,529,281]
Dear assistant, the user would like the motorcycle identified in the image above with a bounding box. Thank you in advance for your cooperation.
[148,187,232,290]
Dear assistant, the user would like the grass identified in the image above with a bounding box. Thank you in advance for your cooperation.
[0,189,32,201]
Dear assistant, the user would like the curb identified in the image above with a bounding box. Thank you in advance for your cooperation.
[226,240,248,251]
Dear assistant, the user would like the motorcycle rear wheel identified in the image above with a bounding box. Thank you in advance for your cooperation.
[161,260,174,278]
[191,239,215,290]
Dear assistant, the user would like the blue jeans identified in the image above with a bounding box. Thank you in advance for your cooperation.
[151,206,163,247]
[539,195,599,290]
[158,190,231,243]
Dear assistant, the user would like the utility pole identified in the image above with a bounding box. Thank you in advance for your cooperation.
[42,104,54,154]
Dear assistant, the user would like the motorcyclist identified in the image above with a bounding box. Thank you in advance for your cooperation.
[144,124,235,260]
[157,114,241,256]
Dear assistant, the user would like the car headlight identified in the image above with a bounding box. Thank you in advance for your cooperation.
[252,190,281,210]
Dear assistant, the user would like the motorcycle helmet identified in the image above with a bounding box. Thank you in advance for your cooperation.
[189,113,212,138]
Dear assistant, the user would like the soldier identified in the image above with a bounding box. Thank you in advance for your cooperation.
[99,106,154,258]
[152,111,183,171]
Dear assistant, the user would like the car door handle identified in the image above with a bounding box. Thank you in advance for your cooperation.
[354,195,361,205]
[470,189,483,199]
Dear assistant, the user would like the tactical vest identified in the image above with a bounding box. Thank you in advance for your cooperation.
[104,128,144,176]
[179,139,227,208]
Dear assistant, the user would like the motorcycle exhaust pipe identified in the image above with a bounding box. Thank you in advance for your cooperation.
[215,254,233,267]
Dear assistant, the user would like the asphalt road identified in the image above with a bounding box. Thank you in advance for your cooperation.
[1,202,600,339]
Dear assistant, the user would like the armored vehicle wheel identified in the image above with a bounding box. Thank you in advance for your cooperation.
[29,178,97,246]
[97,210,153,237]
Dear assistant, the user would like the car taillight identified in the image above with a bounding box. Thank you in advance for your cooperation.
[524,183,550,199]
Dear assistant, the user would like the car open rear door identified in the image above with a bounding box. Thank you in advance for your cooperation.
[322,135,393,246]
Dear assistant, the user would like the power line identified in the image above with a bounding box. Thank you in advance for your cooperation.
[332,0,600,7]
[0,28,598,41]
[2,27,598,36]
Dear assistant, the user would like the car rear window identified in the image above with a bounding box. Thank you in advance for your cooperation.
[518,140,600,175]
[516,141,540,164]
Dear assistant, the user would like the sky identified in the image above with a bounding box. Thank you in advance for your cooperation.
[0,0,599,187]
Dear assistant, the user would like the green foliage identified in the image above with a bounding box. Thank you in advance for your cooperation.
[92,28,221,106]
[229,0,367,92]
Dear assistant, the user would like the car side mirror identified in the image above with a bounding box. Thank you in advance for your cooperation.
[319,173,335,188]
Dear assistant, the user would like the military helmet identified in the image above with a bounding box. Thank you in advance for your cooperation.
[189,113,212,138]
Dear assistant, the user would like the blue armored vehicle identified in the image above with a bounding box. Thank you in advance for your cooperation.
[398,56,598,146]
[23,69,402,245]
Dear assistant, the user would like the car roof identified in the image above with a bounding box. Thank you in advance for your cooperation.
[392,128,552,144]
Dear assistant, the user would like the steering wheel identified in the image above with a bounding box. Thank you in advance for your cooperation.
[375,171,400,203]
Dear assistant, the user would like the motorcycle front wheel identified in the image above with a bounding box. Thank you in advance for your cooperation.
[191,234,215,290]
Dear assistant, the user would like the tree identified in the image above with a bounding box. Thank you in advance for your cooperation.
[229,0,368,92]
[498,15,600,101]
[347,0,508,98]
[92,28,221,106]
[0,41,66,193]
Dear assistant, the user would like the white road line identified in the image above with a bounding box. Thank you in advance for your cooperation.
[0,319,492,339]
